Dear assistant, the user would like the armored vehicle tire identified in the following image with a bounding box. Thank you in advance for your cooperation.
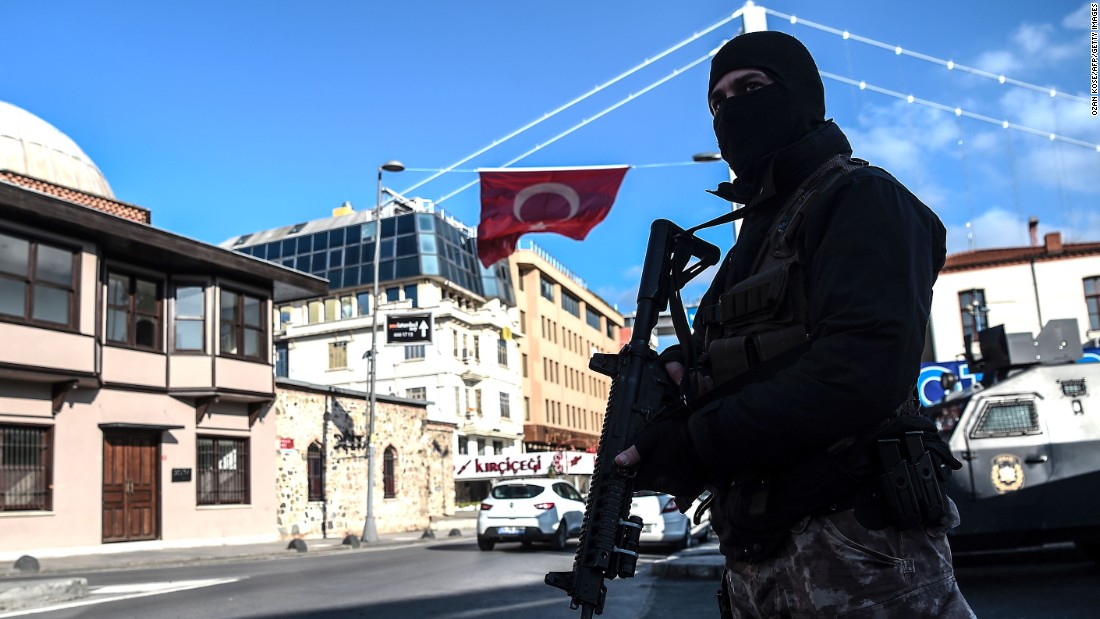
[550,521,568,551]
[477,536,495,551]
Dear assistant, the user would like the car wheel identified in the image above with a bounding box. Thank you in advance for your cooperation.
[477,536,495,551]
[550,521,568,551]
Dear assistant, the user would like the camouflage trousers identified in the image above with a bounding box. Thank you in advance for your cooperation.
[722,498,974,618]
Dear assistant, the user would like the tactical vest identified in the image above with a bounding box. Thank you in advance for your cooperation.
[696,154,868,386]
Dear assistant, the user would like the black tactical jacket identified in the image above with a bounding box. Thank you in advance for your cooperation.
[685,121,947,561]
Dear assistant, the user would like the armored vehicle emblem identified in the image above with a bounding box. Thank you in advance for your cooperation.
[990,454,1024,494]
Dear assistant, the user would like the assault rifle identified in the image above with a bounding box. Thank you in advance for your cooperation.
[545,219,719,618]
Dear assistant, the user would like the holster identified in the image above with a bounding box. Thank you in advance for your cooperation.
[858,426,955,531]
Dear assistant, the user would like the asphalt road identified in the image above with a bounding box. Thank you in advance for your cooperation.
[4,540,1098,618]
[3,540,713,619]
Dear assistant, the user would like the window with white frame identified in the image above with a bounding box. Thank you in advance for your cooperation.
[174,285,205,351]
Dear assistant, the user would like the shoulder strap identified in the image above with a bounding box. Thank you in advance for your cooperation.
[750,154,867,274]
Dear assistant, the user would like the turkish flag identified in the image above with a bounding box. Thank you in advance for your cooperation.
[476,166,628,267]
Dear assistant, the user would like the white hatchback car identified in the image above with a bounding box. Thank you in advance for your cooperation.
[631,490,712,550]
[477,478,586,551]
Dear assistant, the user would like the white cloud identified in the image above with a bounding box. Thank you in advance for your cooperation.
[842,100,957,211]
[1062,3,1094,29]
[972,50,1020,75]
[972,22,1077,76]
[945,207,1033,253]
[994,88,1100,194]
[595,284,638,314]
[944,204,1100,254]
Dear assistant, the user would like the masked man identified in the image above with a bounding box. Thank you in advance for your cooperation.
[616,31,974,617]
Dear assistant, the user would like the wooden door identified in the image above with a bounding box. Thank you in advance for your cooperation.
[103,431,159,542]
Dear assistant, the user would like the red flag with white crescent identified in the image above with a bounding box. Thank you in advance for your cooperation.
[476,166,629,267]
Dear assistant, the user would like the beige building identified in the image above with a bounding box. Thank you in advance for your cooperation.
[511,242,624,453]
[274,379,454,539]
[0,101,326,557]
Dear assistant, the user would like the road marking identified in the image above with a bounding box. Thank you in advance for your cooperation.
[0,578,240,617]
[446,598,559,617]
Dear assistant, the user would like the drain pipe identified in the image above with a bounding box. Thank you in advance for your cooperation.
[1030,257,1043,330]
[322,399,330,540]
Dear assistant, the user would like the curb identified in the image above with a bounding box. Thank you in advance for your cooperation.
[648,545,726,580]
[650,560,725,579]
[2,530,477,579]
[0,578,88,612]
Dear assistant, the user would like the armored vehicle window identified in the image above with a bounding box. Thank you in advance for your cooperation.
[1059,379,1087,398]
[970,399,1041,439]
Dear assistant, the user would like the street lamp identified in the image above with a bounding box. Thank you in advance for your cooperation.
[692,152,741,241]
[363,159,405,543]
[692,152,722,162]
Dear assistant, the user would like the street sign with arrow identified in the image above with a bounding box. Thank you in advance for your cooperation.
[386,313,433,344]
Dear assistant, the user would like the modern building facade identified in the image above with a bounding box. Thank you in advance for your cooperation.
[0,101,327,557]
[511,241,624,454]
[222,198,526,503]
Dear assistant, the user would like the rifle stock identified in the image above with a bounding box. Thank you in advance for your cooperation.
[545,219,719,617]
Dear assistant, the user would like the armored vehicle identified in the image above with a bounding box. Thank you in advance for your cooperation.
[924,319,1100,557]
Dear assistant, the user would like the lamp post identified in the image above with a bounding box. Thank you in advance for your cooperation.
[363,159,404,543]
[692,151,741,241]
[691,152,722,163]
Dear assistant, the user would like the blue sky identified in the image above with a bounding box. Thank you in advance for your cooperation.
[3,1,1097,311]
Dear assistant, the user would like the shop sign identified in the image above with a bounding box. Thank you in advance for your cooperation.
[454,451,595,480]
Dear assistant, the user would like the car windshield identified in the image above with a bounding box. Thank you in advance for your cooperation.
[491,484,544,499]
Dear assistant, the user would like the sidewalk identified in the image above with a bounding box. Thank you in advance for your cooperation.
[0,514,477,612]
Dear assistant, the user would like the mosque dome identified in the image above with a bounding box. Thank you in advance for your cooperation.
[0,99,114,198]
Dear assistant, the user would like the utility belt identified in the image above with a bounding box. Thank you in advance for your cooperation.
[817,415,960,532]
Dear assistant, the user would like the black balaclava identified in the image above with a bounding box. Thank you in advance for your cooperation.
[709,31,827,198]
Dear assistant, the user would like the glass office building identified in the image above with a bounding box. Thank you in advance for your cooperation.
[225,206,514,306]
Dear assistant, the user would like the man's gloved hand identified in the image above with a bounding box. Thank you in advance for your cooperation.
[615,408,706,502]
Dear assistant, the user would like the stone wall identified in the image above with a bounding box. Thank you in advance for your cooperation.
[275,380,455,539]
